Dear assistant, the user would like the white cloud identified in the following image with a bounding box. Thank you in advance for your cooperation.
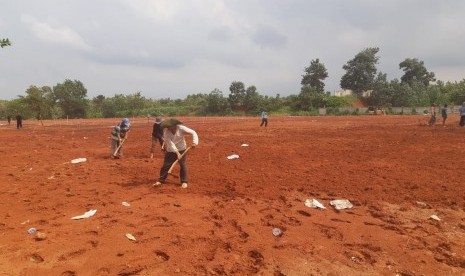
[20,14,91,51]
[122,0,183,22]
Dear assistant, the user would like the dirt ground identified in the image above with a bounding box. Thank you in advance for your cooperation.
[0,115,464,276]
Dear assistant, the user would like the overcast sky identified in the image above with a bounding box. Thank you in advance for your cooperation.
[1,0,465,100]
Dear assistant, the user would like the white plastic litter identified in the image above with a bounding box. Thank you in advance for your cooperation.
[241,144,249,147]
[272,227,282,237]
[122,202,130,207]
[429,215,441,221]
[48,175,55,180]
[71,209,97,220]
[330,199,353,210]
[227,154,240,160]
[125,233,136,241]
[304,199,326,209]
[71,158,87,164]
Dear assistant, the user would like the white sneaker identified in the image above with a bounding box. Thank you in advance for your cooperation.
[181,183,188,189]
[153,181,162,187]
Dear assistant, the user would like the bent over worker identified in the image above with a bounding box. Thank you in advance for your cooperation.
[150,117,164,158]
[110,118,131,159]
[153,118,198,189]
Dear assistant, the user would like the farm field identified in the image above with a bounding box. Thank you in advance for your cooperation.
[0,115,464,275]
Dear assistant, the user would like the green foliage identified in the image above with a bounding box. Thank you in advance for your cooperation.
[4,99,31,118]
[53,79,88,118]
[205,89,229,115]
[324,96,349,108]
[0,38,11,48]
[228,81,246,111]
[20,86,54,120]
[399,58,435,87]
[295,86,325,110]
[289,109,320,116]
[301,58,328,93]
[444,79,465,105]
[340,47,380,98]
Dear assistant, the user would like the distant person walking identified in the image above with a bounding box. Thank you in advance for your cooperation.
[428,104,436,126]
[441,104,448,127]
[7,115,11,125]
[150,117,164,159]
[110,118,131,159]
[15,114,22,129]
[260,111,268,127]
[460,102,465,127]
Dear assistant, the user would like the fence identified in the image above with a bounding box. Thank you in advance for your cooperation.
[318,106,461,116]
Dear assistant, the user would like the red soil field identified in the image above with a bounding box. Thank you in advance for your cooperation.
[0,115,464,275]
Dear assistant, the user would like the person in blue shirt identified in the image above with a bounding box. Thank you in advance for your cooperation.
[260,111,268,127]
[110,118,131,159]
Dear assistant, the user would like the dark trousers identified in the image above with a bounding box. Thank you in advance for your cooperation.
[260,118,268,127]
[16,121,22,129]
[460,116,465,127]
[159,150,188,183]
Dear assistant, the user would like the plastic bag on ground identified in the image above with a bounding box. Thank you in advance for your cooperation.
[330,199,353,210]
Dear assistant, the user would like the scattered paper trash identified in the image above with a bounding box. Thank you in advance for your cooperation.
[227,154,240,160]
[122,202,131,207]
[71,209,97,220]
[125,233,136,241]
[305,199,326,209]
[20,220,30,225]
[330,199,353,210]
[351,256,359,263]
[416,201,427,207]
[35,232,47,241]
[29,168,33,171]
[241,144,249,147]
[71,158,87,164]
[429,215,441,221]
[83,137,88,140]
[48,175,55,180]
[272,227,283,237]
[27,228,37,235]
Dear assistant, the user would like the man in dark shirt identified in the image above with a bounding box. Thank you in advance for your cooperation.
[150,117,164,159]
[15,114,22,129]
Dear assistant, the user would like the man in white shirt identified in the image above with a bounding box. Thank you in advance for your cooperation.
[260,111,268,127]
[153,118,198,188]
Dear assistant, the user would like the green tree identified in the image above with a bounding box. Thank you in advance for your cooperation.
[367,72,393,107]
[340,47,380,98]
[244,85,264,113]
[205,89,229,114]
[20,85,54,123]
[297,86,325,110]
[53,79,88,118]
[301,58,328,93]
[89,95,105,117]
[389,80,414,107]
[1,38,11,48]
[399,58,435,87]
[228,81,246,111]
[126,92,146,117]
[442,80,465,105]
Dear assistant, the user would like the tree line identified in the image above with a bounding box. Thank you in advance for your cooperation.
[1,46,465,120]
